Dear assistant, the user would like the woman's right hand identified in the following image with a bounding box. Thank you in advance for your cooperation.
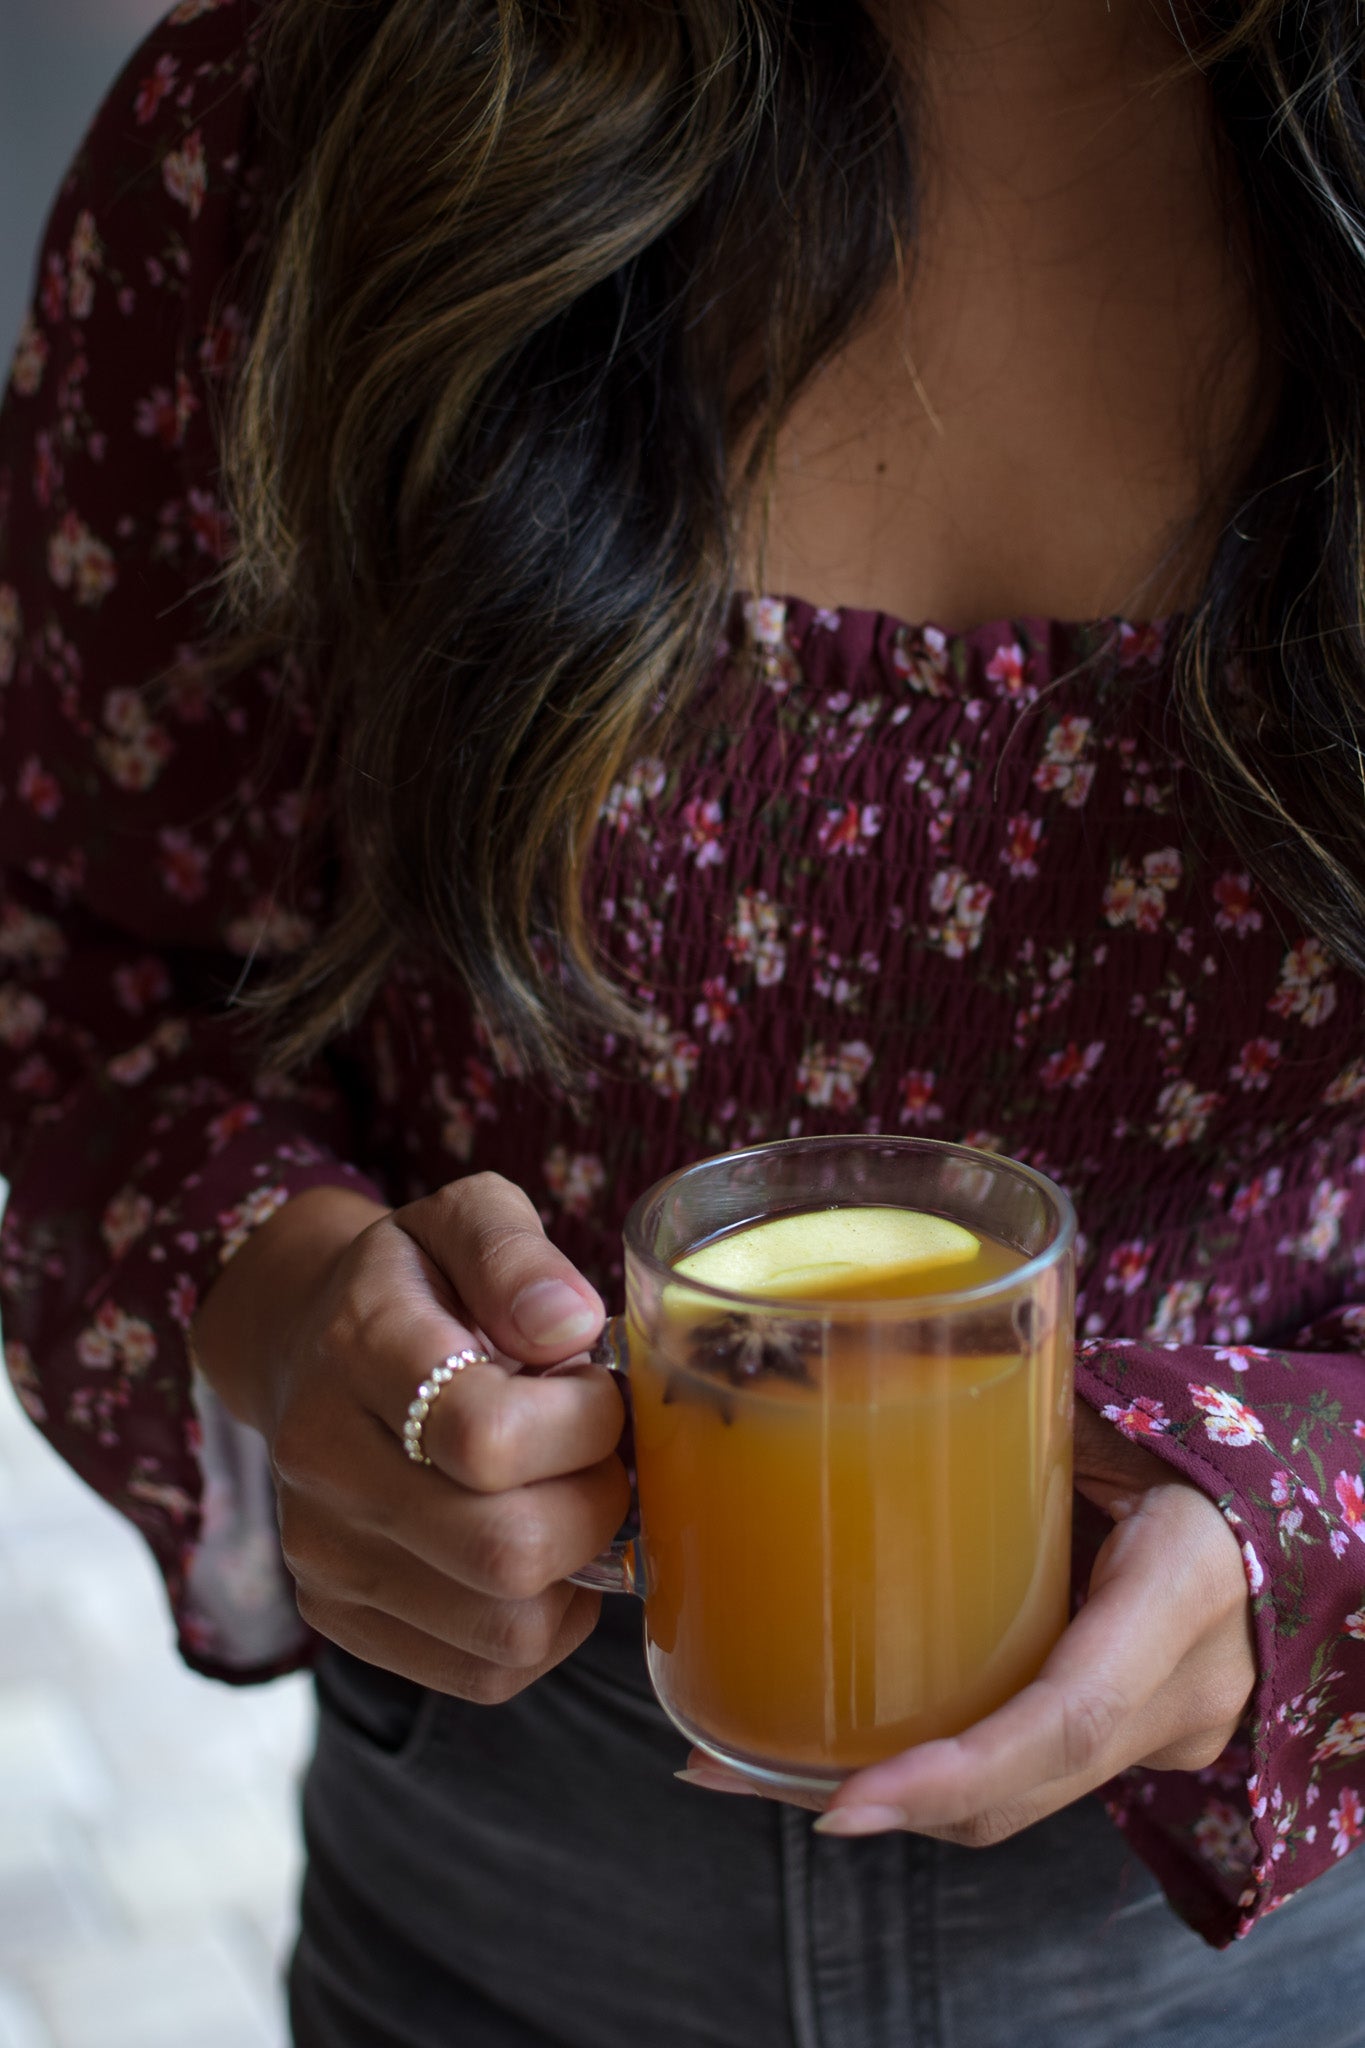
[190,1174,630,1700]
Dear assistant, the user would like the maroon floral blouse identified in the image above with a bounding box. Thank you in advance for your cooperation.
[5,0,1365,1952]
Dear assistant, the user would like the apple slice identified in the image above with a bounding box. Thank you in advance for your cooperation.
[674,1204,981,1302]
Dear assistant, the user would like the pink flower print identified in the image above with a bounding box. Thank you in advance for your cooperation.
[95,688,174,792]
[0,583,21,684]
[985,640,1029,696]
[217,1185,290,1264]
[897,1069,943,1127]
[927,867,994,958]
[1334,1471,1365,1543]
[1149,1278,1205,1345]
[5,1340,46,1425]
[47,512,117,607]
[639,1008,700,1099]
[1268,936,1337,1027]
[1279,1179,1349,1264]
[1212,1346,1268,1374]
[66,211,101,321]
[100,1188,154,1259]
[112,962,171,1024]
[1229,1166,1282,1225]
[680,797,725,868]
[17,757,61,821]
[199,303,246,379]
[205,1102,264,1153]
[817,802,882,857]
[693,977,739,1045]
[1116,620,1168,669]
[1103,850,1182,931]
[186,487,233,561]
[167,1274,198,1330]
[1191,1798,1256,1877]
[543,1147,607,1220]
[726,891,786,987]
[1325,1058,1365,1106]
[1313,1713,1365,1765]
[157,828,209,903]
[432,1074,474,1160]
[75,1301,157,1375]
[1103,1241,1150,1296]
[1032,716,1095,807]
[742,597,801,693]
[0,987,45,1050]
[796,1040,874,1113]
[600,757,666,830]
[1188,1383,1268,1449]
[1038,1041,1104,1091]
[1212,872,1262,935]
[1345,1610,1365,1642]
[162,130,207,220]
[10,313,49,398]
[0,905,63,969]
[891,623,952,695]
[134,51,179,124]
[223,898,314,957]
[1149,1078,1222,1150]
[134,373,200,450]
[1001,814,1044,878]
[1230,1037,1280,1091]
[1242,1541,1265,1596]
[1100,1395,1172,1441]
[1329,1788,1365,1860]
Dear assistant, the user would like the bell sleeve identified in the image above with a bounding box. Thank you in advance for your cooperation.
[0,0,387,1682]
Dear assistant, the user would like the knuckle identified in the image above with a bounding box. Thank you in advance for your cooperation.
[952,1805,1026,1851]
[485,1598,557,1669]
[270,1412,322,1489]
[472,1500,556,1600]
[1156,1727,1234,1773]
[292,1582,340,1638]
[457,1659,532,1707]
[443,1392,518,1492]
[1061,1686,1126,1777]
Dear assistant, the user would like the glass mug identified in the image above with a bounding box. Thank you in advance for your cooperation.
[568,1134,1077,1795]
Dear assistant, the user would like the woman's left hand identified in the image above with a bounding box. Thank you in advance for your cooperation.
[678,1400,1258,1842]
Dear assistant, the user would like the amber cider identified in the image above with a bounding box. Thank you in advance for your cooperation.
[630,1206,1072,1775]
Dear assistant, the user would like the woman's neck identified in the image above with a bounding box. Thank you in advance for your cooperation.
[741,3,1264,632]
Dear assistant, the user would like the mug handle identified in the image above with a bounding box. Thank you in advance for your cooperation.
[566,1314,644,1596]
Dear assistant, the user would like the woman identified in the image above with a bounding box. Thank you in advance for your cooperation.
[5,0,1365,2040]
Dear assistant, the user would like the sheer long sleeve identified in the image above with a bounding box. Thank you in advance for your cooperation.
[0,0,385,1681]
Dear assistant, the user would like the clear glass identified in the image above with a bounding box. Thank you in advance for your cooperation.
[571,1134,1076,1796]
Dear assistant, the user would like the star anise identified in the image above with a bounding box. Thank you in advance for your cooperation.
[685,1312,822,1389]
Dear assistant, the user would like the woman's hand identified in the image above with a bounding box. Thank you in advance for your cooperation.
[190,1175,629,1701]
[681,1401,1258,1840]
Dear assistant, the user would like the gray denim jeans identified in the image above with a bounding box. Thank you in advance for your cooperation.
[289,1602,1365,2048]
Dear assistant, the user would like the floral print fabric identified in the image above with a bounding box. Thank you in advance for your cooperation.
[4,0,1365,1948]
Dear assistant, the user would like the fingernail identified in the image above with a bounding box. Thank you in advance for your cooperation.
[812,1804,904,1837]
[511,1281,600,1349]
[674,1768,760,1796]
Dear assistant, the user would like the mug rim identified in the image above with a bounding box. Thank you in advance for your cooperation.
[620,1132,1077,1317]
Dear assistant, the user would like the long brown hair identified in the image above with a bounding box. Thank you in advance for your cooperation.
[214,0,1365,1081]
